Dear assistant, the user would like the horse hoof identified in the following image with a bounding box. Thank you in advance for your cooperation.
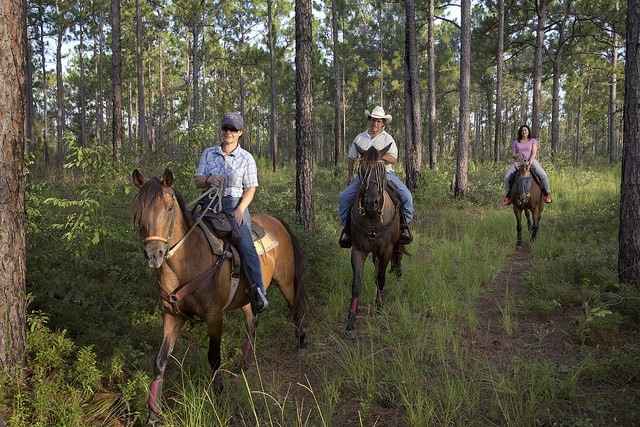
[344,329,356,340]
[298,347,307,357]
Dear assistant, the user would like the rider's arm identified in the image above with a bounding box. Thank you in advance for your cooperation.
[529,142,539,161]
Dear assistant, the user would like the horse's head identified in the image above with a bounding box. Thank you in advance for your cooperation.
[132,168,187,268]
[513,161,532,206]
[356,144,391,216]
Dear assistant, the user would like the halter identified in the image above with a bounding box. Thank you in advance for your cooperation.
[142,186,221,260]
[143,189,177,246]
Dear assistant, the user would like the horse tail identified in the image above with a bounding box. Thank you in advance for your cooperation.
[274,216,307,321]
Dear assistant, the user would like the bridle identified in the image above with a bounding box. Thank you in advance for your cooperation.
[355,160,397,240]
[139,185,231,318]
[357,160,387,218]
[142,186,219,260]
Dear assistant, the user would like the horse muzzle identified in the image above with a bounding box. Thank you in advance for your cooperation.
[143,239,168,268]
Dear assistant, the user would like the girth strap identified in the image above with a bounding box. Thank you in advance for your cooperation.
[158,244,229,315]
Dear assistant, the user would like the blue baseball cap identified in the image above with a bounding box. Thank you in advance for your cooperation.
[221,112,244,130]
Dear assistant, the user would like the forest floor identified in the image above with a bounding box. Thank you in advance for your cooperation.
[244,243,594,426]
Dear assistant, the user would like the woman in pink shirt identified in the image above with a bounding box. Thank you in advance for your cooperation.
[502,124,553,205]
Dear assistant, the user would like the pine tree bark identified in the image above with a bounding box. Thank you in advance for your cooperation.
[331,0,343,169]
[295,0,314,233]
[455,0,471,198]
[619,0,640,288]
[0,0,27,377]
[427,0,437,169]
[111,0,123,157]
[494,0,504,163]
[403,0,422,191]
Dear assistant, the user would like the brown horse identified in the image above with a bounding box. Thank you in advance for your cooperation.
[510,161,544,248]
[345,144,404,339]
[131,169,306,421]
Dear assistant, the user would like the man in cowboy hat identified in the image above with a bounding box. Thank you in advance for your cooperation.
[338,106,414,248]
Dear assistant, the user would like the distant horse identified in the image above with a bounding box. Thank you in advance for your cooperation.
[131,169,306,421]
[510,161,544,248]
[345,144,404,339]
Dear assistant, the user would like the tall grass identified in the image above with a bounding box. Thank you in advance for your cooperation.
[3,157,639,425]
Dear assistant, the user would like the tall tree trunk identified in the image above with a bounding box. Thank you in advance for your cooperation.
[531,0,547,142]
[609,0,619,164]
[403,0,422,191]
[40,11,49,168]
[79,14,87,147]
[549,14,568,156]
[268,0,279,172]
[576,90,583,162]
[158,30,164,148]
[455,0,471,198]
[618,0,640,288]
[0,0,27,377]
[25,24,35,155]
[111,0,123,157]
[136,0,147,149]
[427,0,437,169]
[192,23,200,135]
[56,24,65,167]
[331,0,342,170]
[295,0,314,233]
[97,11,105,146]
[494,0,504,163]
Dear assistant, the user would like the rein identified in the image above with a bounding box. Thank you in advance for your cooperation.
[144,186,220,260]
[143,185,233,319]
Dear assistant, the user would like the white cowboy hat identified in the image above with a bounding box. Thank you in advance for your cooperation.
[365,106,392,124]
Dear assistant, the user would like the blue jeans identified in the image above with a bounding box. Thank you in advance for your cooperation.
[338,172,413,227]
[221,197,265,293]
[503,160,551,195]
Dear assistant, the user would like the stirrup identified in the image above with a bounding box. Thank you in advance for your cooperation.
[399,225,413,244]
[339,229,352,248]
[253,286,269,313]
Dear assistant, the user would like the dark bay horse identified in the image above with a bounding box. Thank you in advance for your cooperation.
[345,144,404,339]
[131,169,306,420]
[510,161,544,248]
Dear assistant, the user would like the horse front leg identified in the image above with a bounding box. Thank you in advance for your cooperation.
[374,254,390,313]
[149,313,184,421]
[204,311,225,392]
[530,207,541,242]
[514,209,523,249]
[238,304,259,372]
[346,249,366,340]
[390,246,403,278]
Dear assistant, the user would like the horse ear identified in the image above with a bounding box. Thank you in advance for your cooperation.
[132,169,146,189]
[355,144,366,157]
[162,169,174,187]
[380,143,392,157]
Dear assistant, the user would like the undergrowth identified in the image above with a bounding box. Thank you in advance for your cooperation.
[1,153,639,426]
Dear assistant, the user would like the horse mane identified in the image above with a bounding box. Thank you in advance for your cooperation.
[132,177,194,228]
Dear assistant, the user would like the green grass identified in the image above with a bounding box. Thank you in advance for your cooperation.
[2,155,639,425]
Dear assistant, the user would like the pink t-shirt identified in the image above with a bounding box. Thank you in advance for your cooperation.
[511,138,537,161]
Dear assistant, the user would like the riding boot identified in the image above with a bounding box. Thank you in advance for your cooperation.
[339,215,352,248]
[399,214,413,244]
[251,284,269,313]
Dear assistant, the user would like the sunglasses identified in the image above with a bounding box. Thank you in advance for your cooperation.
[221,127,239,133]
